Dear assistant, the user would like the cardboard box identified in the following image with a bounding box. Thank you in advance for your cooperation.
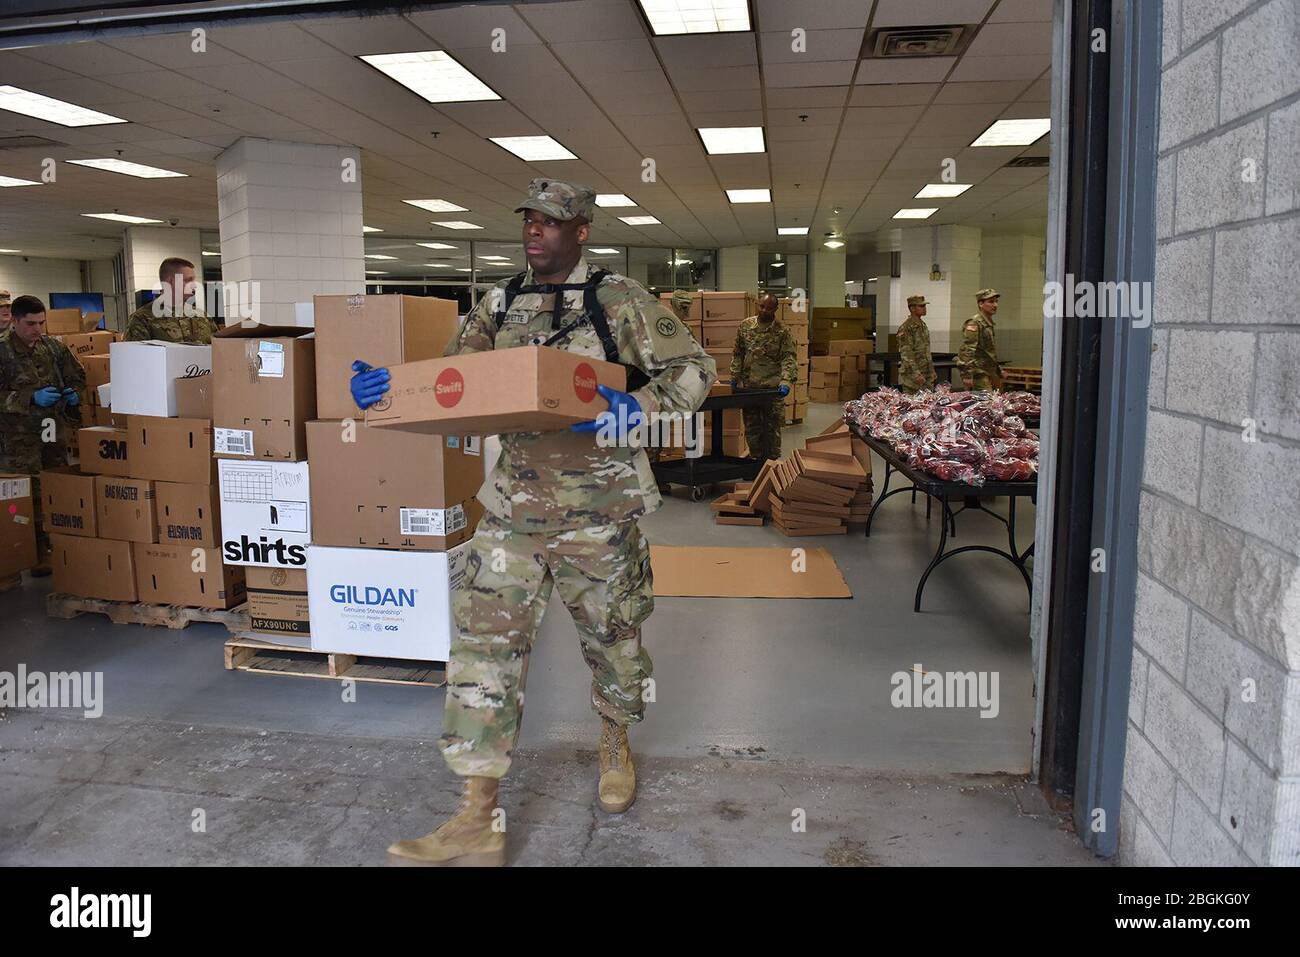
[829,338,875,356]
[173,374,213,419]
[218,459,310,568]
[306,420,484,551]
[246,566,310,641]
[109,341,212,417]
[79,354,111,391]
[133,543,245,608]
[45,308,88,335]
[313,294,461,421]
[701,291,753,323]
[40,468,97,538]
[702,320,744,349]
[367,346,626,436]
[156,481,220,549]
[58,332,116,359]
[306,542,470,661]
[213,324,315,461]
[95,476,157,544]
[0,475,37,578]
[50,534,136,601]
[93,406,115,427]
[77,426,131,477]
[810,355,840,373]
[128,416,217,485]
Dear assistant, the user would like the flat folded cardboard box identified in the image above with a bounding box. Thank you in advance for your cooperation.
[0,475,37,578]
[306,420,485,551]
[133,543,245,608]
[313,294,462,421]
[40,468,97,538]
[109,341,212,417]
[50,534,136,601]
[367,346,626,436]
[156,481,221,549]
[246,566,310,641]
[218,459,311,568]
[128,416,217,485]
[95,476,157,544]
[213,323,316,461]
[57,332,116,358]
[306,542,470,661]
[173,374,214,419]
[77,426,130,477]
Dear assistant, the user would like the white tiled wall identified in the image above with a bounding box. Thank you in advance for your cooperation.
[216,137,365,326]
[0,254,82,304]
[900,225,982,353]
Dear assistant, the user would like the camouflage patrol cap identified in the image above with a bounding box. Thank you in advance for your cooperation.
[906,295,928,306]
[671,290,693,309]
[976,287,1000,302]
[0,289,10,306]
[515,178,596,223]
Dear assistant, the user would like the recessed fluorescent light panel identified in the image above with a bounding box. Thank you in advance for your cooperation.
[358,51,499,103]
[489,135,576,161]
[362,226,383,233]
[0,248,22,254]
[589,247,622,254]
[417,242,457,249]
[893,208,938,219]
[0,175,40,187]
[68,158,185,178]
[777,226,808,235]
[0,86,126,126]
[478,256,511,261]
[202,250,221,257]
[823,240,845,249]
[81,212,164,224]
[638,0,751,35]
[970,118,1050,147]
[364,254,397,260]
[595,194,636,207]
[619,215,660,226]
[431,221,483,230]
[699,127,765,155]
[404,199,468,213]
[726,188,771,203]
[915,183,971,198]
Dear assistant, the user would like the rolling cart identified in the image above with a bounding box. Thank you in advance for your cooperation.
[651,387,783,501]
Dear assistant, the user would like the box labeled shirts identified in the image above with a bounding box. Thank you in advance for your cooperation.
[218,459,310,568]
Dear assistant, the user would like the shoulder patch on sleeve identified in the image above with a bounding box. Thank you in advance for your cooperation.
[964,322,979,333]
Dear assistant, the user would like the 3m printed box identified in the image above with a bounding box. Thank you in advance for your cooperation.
[306,542,469,662]
[217,459,310,568]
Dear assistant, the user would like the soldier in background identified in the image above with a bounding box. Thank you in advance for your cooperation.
[125,257,219,343]
[351,179,715,866]
[959,288,1003,390]
[669,290,695,335]
[0,290,11,333]
[897,295,937,393]
[730,292,796,461]
[0,296,86,576]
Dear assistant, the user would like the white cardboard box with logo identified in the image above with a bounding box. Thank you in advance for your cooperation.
[108,341,212,417]
[218,459,311,568]
[306,542,470,662]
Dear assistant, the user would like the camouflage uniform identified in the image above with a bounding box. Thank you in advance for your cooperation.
[124,302,218,343]
[0,333,85,552]
[730,315,797,461]
[958,289,1002,390]
[438,180,716,779]
[897,307,936,393]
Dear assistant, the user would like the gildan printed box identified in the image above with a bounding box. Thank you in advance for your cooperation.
[306,542,469,662]
[217,459,310,568]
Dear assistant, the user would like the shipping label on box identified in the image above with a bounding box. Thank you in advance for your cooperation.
[218,459,310,568]
[212,327,315,461]
[77,426,130,477]
[306,542,469,661]
[50,534,136,602]
[108,341,212,417]
[246,566,310,641]
[156,481,221,549]
[40,468,97,538]
[95,476,157,544]
[134,543,246,608]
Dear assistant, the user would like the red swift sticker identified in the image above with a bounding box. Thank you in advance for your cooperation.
[573,362,598,403]
[435,367,465,407]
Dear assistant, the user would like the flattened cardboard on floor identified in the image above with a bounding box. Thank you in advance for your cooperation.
[133,543,246,608]
[306,420,484,551]
[77,426,130,477]
[366,346,626,435]
[313,294,461,420]
[40,468,97,538]
[95,476,158,543]
[156,481,220,549]
[246,566,310,642]
[649,545,851,598]
[128,416,217,485]
[213,323,315,461]
[0,475,37,578]
[50,534,136,601]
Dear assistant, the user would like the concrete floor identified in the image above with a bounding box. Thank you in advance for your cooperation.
[0,403,1093,866]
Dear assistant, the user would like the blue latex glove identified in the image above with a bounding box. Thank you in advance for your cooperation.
[32,387,62,408]
[729,379,736,389]
[350,360,390,410]
[571,384,643,439]
[778,383,790,397]
[62,387,80,407]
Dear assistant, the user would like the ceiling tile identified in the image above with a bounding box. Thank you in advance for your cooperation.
[848,83,939,106]
[760,29,865,64]
[989,0,1054,22]
[965,21,1053,57]
[872,0,995,27]
[855,58,955,84]
[949,54,1051,82]
[764,60,857,88]
[755,0,872,31]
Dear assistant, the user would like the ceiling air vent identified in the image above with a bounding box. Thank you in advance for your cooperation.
[1005,156,1050,168]
[0,135,66,150]
[866,25,972,58]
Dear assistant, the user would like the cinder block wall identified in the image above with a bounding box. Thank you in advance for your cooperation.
[1122,0,1299,866]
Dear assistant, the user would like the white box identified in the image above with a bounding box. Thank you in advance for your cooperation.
[108,341,212,417]
[218,459,310,568]
[97,383,111,407]
[306,543,470,662]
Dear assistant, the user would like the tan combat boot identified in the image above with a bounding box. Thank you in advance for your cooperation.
[598,718,636,813]
[386,776,505,867]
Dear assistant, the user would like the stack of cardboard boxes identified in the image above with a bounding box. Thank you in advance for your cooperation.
[54,330,118,428]
[700,292,756,458]
[779,297,810,423]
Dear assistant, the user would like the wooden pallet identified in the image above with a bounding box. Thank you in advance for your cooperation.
[1001,366,1043,393]
[46,593,250,632]
[224,635,446,688]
